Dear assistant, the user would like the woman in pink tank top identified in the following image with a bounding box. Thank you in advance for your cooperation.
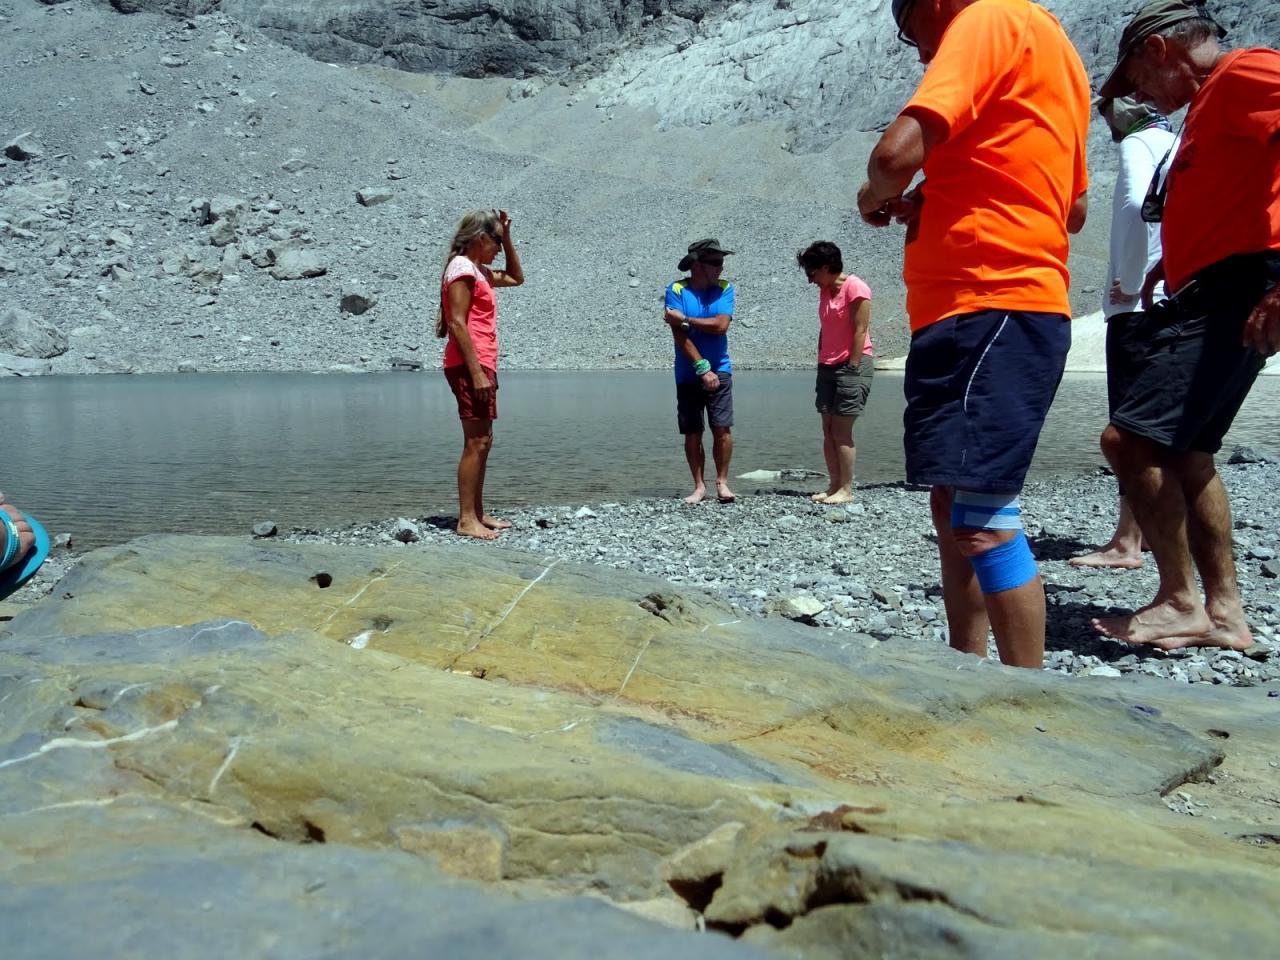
[434,209,524,540]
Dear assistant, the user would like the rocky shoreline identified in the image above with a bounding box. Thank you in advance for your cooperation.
[285,454,1280,689]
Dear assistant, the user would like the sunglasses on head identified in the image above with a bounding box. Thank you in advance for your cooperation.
[701,257,725,268]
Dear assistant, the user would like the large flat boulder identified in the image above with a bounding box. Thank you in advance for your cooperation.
[2,536,1277,957]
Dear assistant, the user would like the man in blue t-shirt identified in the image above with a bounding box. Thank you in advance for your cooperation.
[663,238,737,504]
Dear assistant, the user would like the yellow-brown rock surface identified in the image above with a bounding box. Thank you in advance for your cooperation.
[2,536,1277,957]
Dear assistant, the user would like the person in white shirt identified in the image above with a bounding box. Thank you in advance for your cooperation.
[1071,97,1174,569]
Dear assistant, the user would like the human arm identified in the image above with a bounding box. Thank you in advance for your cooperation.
[445,277,492,398]
[849,297,871,368]
[667,321,720,390]
[489,210,524,288]
[1066,190,1088,234]
[1140,260,1165,311]
[857,112,944,227]
[1244,286,1280,356]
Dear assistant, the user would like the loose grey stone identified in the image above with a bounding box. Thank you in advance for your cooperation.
[3,132,44,161]
[1229,445,1272,465]
[252,521,278,538]
[209,220,237,247]
[769,595,825,623]
[1262,559,1280,580]
[340,289,376,315]
[0,352,53,376]
[0,307,68,358]
[280,157,309,173]
[389,357,423,371]
[267,240,325,280]
[355,187,393,207]
[392,519,421,543]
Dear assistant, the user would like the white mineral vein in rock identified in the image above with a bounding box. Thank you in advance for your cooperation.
[450,559,564,668]
[318,563,405,628]
[0,720,180,772]
[616,636,652,698]
[207,736,242,795]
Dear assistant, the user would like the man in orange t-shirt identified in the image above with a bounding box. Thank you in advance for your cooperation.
[1092,0,1280,653]
[856,0,1089,670]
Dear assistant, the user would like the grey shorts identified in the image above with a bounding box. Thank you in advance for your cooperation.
[816,358,874,417]
[676,373,734,434]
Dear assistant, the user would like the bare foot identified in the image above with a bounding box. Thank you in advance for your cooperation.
[1092,599,1212,646]
[715,483,736,504]
[684,487,707,505]
[822,490,854,505]
[456,521,499,540]
[481,515,512,530]
[811,489,837,503]
[1140,609,1254,651]
[1069,545,1143,569]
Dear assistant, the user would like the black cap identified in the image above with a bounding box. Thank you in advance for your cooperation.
[1099,1,1227,99]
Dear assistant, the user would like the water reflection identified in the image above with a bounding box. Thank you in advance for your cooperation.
[2,370,1276,548]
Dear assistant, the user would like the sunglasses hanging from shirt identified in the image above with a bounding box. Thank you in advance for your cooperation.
[1141,137,1182,223]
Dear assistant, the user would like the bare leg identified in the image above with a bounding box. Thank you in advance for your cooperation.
[814,414,839,501]
[1092,426,1211,643]
[469,421,510,530]
[1152,453,1252,650]
[976,551,1046,669]
[711,426,735,502]
[1069,495,1144,568]
[930,487,989,657]
[457,419,498,540]
[683,431,706,504]
[821,414,857,504]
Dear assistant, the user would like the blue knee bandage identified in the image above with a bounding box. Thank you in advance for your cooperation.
[951,491,1024,531]
[969,530,1038,594]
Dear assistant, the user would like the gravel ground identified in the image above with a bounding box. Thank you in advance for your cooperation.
[286,455,1280,689]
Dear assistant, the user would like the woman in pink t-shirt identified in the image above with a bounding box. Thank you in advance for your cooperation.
[797,241,875,504]
[434,208,524,540]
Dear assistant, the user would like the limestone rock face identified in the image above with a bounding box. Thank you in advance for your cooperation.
[2,536,1278,957]
[95,1,1280,149]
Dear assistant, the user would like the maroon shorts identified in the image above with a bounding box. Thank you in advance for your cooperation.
[445,365,498,421]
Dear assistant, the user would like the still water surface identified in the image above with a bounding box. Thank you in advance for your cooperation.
[3,370,1277,549]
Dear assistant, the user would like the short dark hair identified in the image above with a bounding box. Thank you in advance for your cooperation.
[797,241,842,274]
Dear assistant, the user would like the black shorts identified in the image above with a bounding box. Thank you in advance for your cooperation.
[676,373,734,434]
[1110,252,1277,454]
[815,358,874,416]
[904,309,1069,493]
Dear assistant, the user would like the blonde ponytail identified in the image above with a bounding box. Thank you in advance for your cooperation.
[435,209,500,338]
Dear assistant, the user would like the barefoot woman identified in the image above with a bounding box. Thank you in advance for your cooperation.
[436,209,524,539]
[797,241,875,504]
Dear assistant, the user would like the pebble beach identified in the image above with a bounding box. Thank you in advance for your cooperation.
[286,452,1280,690]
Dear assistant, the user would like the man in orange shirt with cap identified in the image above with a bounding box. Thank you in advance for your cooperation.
[1091,0,1280,651]
[857,0,1090,669]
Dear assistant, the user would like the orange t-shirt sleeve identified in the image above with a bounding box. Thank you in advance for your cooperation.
[1218,54,1280,141]
[902,1,1023,141]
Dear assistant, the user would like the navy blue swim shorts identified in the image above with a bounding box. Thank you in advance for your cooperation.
[904,309,1070,493]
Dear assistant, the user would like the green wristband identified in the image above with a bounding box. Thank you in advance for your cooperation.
[694,359,712,375]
